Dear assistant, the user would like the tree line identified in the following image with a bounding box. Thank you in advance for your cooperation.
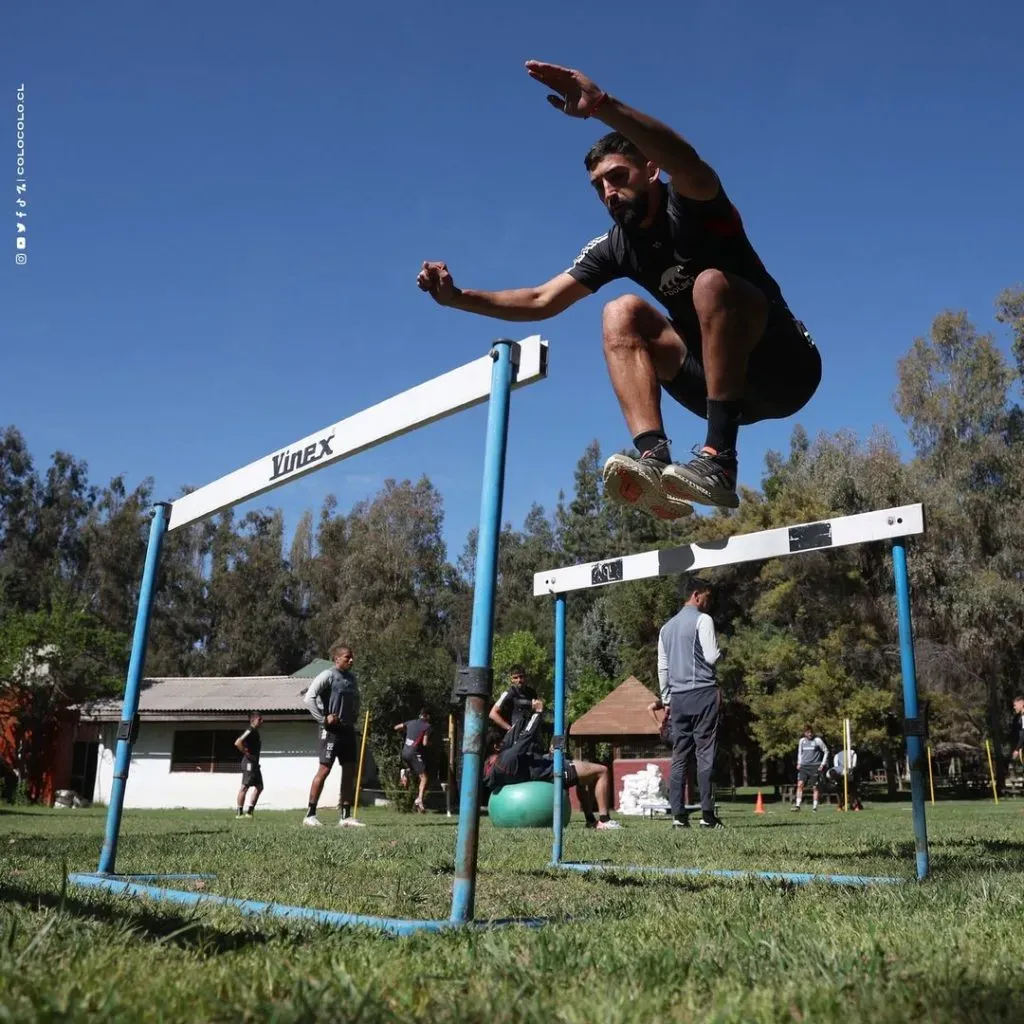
[2,288,1022,799]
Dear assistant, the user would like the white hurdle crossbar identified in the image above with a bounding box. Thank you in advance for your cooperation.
[533,504,924,596]
[168,336,548,531]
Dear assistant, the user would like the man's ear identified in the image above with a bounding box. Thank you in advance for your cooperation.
[647,161,661,185]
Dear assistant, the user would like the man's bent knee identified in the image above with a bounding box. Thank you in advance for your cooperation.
[602,294,664,342]
[692,269,767,318]
[573,760,608,783]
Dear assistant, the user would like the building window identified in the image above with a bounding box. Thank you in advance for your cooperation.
[170,730,243,773]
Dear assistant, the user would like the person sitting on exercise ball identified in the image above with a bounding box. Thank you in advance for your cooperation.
[483,698,622,830]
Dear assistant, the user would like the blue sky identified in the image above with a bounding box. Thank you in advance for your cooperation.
[5,1,1022,564]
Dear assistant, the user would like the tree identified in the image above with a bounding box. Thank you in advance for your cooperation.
[0,594,126,801]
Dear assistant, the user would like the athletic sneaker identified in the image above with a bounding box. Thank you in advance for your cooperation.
[413,798,426,814]
[302,815,323,827]
[672,816,691,829]
[662,447,740,509]
[698,817,725,830]
[337,817,366,828]
[603,452,693,521]
[791,804,801,812]
[595,819,623,830]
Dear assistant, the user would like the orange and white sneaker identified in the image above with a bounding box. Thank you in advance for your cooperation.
[602,453,693,521]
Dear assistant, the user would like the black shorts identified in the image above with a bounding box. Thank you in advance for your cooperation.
[241,765,263,789]
[318,724,358,766]
[401,747,427,776]
[525,754,579,789]
[798,766,824,788]
[663,302,822,425]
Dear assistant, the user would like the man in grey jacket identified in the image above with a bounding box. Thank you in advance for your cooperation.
[651,576,724,829]
[301,642,365,828]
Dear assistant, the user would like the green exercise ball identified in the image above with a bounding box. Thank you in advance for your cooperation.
[488,781,572,829]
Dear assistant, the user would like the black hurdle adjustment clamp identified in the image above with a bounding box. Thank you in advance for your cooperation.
[451,666,494,704]
[116,715,140,745]
[904,717,927,739]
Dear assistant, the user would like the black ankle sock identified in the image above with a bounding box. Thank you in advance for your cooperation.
[307,803,317,818]
[704,400,742,459]
[236,805,244,814]
[599,814,610,823]
[341,804,352,820]
[633,430,670,462]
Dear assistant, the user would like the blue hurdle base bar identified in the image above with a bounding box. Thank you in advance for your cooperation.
[554,862,905,887]
[67,873,546,935]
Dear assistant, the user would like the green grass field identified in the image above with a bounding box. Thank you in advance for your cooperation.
[2,799,1023,1023]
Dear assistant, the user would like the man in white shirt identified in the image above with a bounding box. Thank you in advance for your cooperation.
[826,746,863,811]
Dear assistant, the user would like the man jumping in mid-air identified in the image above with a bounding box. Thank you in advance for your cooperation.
[418,60,821,519]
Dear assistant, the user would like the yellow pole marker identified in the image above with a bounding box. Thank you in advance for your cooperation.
[353,710,371,819]
[843,718,850,811]
[927,743,935,805]
[985,739,999,804]
[447,714,456,817]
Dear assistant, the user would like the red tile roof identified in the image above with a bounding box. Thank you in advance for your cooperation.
[570,676,661,737]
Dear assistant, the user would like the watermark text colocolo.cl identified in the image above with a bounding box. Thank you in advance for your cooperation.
[15,83,27,264]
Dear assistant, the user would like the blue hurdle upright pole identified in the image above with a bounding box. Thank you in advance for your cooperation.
[98,502,170,874]
[551,593,567,866]
[892,540,930,881]
[450,341,517,924]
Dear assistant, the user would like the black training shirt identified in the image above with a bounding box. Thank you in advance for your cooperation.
[237,726,261,765]
[566,180,788,350]
[404,719,432,748]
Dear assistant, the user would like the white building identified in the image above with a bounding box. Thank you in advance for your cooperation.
[79,669,376,810]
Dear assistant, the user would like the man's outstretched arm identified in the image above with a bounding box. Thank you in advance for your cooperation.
[417,264,591,321]
[525,60,719,201]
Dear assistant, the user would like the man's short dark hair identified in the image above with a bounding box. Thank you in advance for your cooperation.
[510,665,526,678]
[486,727,504,752]
[804,724,814,734]
[682,576,713,601]
[584,131,646,172]
[249,711,262,724]
[329,641,352,660]
[419,707,430,719]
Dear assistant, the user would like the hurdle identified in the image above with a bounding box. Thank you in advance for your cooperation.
[69,337,549,934]
[535,504,930,886]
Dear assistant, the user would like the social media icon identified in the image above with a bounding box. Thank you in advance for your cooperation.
[16,223,25,233]
[16,237,26,249]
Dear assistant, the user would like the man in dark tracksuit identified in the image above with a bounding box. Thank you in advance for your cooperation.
[653,576,724,829]
[1010,695,1024,765]
[301,642,364,828]
[484,699,622,830]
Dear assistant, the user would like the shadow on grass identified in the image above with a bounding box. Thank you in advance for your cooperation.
[0,882,270,953]
[892,980,1023,1024]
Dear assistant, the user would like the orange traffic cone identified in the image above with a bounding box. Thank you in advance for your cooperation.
[754,790,765,815]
